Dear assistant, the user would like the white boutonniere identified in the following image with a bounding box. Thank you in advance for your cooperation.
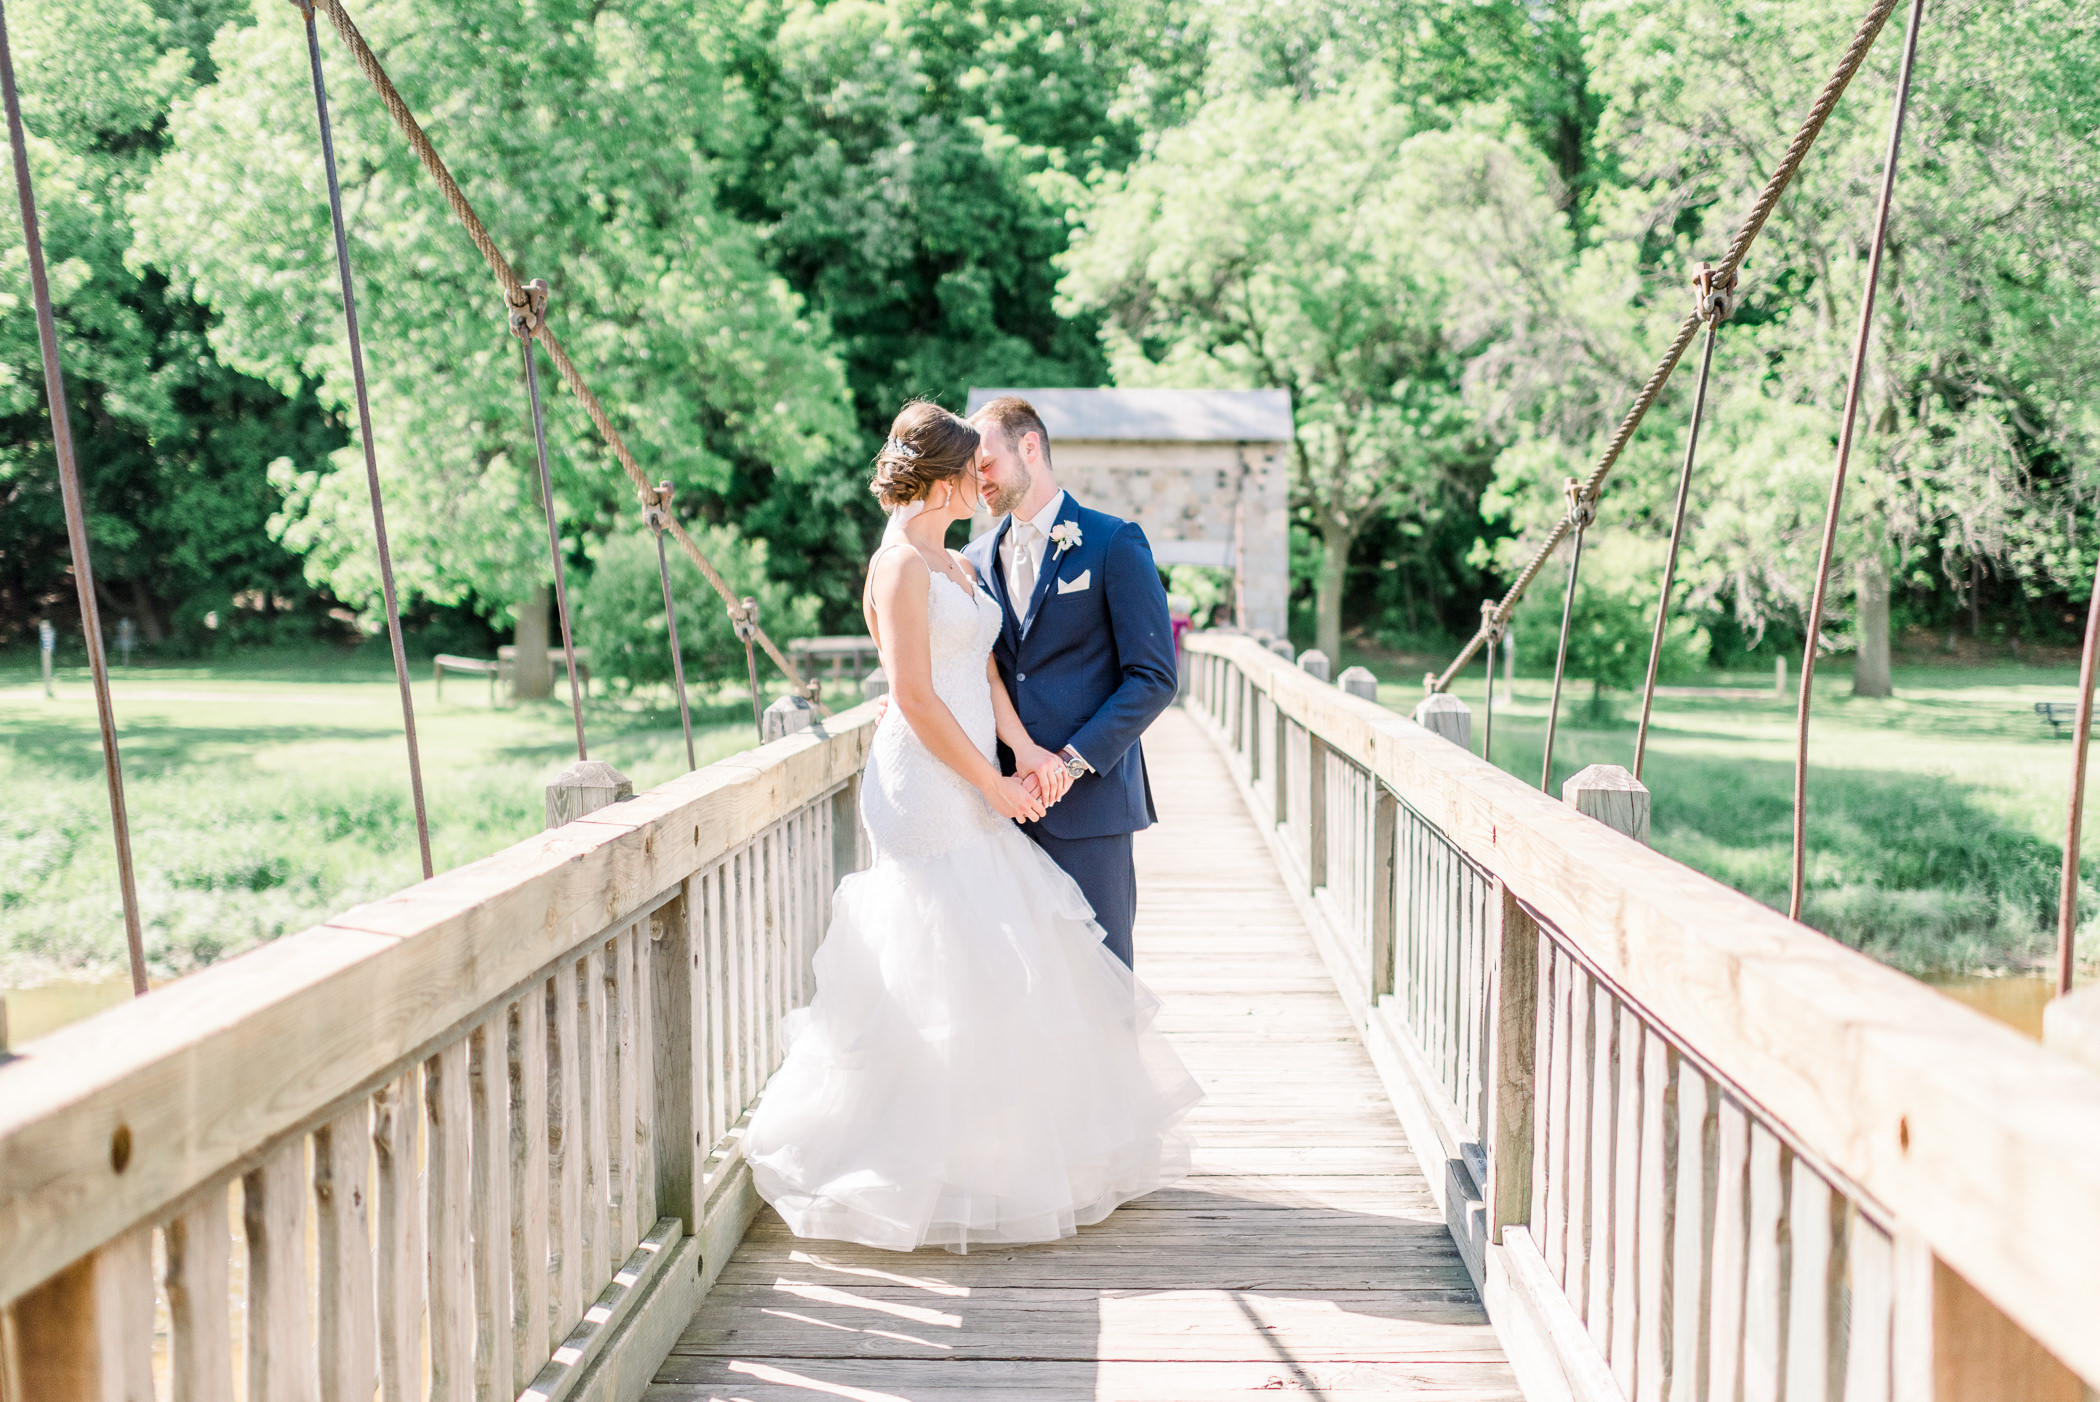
[1048,521,1082,557]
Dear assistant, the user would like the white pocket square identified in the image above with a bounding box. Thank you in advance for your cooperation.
[1056,570,1091,594]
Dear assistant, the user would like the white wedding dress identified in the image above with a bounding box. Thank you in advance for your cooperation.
[744,558,1200,1252]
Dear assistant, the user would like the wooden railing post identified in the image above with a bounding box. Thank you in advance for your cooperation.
[547,759,633,828]
[1308,735,1330,889]
[1338,665,1378,702]
[1413,693,1471,750]
[651,890,695,1233]
[1298,648,1331,682]
[1370,787,1399,997]
[1560,764,1650,844]
[1932,1257,2085,1401]
[1485,883,1540,1245]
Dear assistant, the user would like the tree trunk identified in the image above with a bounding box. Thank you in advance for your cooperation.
[513,584,553,700]
[1313,520,1355,663]
[1853,551,1892,698]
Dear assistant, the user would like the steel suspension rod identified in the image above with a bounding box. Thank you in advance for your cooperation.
[1,0,148,994]
[511,280,589,762]
[2057,561,2100,996]
[1635,270,1733,784]
[1541,480,1594,795]
[298,1,433,879]
[1790,0,1927,923]
[644,482,697,770]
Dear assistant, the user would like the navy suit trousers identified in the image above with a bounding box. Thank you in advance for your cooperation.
[1025,827,1136,969]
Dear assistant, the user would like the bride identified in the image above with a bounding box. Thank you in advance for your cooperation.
[744,401,1201,1253]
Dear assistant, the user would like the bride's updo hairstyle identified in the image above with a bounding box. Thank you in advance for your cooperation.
[870,400,980,510]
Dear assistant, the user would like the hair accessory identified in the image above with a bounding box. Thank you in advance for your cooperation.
[884,436,921,460]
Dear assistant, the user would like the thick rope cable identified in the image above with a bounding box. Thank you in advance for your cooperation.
[1428,0,1902,695]
[309,0,821,710]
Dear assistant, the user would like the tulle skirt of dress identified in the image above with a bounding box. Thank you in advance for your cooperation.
[744,824,1201,1253]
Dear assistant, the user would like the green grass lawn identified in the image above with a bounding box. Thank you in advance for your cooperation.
[1340,643,2100,979]
[0,644,854,999]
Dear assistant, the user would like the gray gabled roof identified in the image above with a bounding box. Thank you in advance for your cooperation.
[964,387,1293,443]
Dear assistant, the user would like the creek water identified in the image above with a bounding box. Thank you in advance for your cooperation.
[1922,972,2054,1040]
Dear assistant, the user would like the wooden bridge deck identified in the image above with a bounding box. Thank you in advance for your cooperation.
[645,708,1519,1401]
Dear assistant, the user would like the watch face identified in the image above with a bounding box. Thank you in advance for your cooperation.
[1064,756,1087,778]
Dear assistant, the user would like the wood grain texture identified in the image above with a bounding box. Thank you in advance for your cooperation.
[426,1044,474,1402]
[583,945,612,1296]
[512,987,553,1372]
[469,1018,515,1400]
[1186,635,2100,1387]
[245,1141,316,1402]
[649,708,1518,1402]
[373,1073,422,1402]
[314,1107,376,1402]
[5,1227,156,1402]
[166,1189,233,1402]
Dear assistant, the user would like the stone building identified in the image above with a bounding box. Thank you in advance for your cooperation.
[963,387,1293,635]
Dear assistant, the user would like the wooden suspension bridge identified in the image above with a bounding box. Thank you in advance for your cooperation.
[3,633,2098,1402]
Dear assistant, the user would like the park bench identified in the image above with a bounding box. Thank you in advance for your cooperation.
[432,653,499,704]
[433,648,593,704]
[2036,700,2086,737]
[789,634,881,685]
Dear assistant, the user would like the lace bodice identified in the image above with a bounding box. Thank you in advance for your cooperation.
[861,566,1008,860]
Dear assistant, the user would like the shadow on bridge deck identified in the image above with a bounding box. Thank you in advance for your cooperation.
[646,708,1519,1400]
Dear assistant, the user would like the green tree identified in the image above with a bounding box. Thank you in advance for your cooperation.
[0,0,337,649]
[1061,80,1563,660]
[575,524,818,690]
[131,0,857,689]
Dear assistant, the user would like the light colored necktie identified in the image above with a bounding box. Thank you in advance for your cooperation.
[1008,521,1038,608]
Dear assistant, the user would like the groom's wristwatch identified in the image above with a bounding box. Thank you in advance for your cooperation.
[1058,746,1091,779]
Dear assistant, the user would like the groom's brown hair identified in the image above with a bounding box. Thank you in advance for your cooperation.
[972,395,1052,467]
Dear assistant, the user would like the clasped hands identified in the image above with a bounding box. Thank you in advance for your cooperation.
[868,694,1074,824]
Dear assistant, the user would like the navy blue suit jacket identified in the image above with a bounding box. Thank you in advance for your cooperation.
[963,495,1179,840]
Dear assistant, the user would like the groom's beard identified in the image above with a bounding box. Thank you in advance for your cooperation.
[986,465,1031,518]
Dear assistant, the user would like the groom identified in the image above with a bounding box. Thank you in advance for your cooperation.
[964,396,1179,968]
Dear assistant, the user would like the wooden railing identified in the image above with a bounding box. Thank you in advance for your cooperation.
[1185,633,2100,1402]
[0,705,876,1402]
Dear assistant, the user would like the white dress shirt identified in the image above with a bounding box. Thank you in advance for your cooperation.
[1000,490,1066,613]
[998,490,1091,772]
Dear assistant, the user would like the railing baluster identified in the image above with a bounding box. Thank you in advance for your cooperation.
[1707,1096,1752,1402]
[315,1104,376,1402]
[1786,1158,1839,1402]
[582,946,611,1295]
[167,1188,234,1402]
[1671,1058,1718,1402]
[1636,1028,1672,1402]
[1743,1126,1789,1402]
[1565,965,1593,1305]
[471,1015,516,1399]
[1587,987,1618,1349]
[245,1138,316,1402]
[552,959,584,1338]
[512,987,552,1370]
[427,1042,473,1402]
[1613,1012,1644,1391]
[373,1072,423,1402]
[615,926,642,1258]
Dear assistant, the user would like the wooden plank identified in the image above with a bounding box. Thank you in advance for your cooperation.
[1785,1157,1836,1402]
[610,930,637,1262]
[1564,957,1594,1312]
[1706,1095,1750,1402]
[0,708,880,1308]
[649,1357,1523,1399]
[1585,982,1615,1347]
[245,1139,317,1402]
[1611,1014,1642,1392]
[1844,1216,1894,1402]
[314,1105,376,1402]
[649,891,693,1235]
[1930,1255,2083,1402]
[583,945,611,1297]
[373,1072,422,1402]
[1670,1058,1715,1402]
[1187,636,2100,1386]
[1528,932,1555,1245]
[1486,881,1537,1245]
[166,1188,233,1402]
[1634,1025,1670,1402]
[629,922,656,1239]
[512,986,552,1373]
[470,1017,515,1401]
[1543,945,1574,1285]
[553,958,585,1340]
[427,1043,473,1402]
[1742,1124,1786,1402]
[5,1227,156,1402]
